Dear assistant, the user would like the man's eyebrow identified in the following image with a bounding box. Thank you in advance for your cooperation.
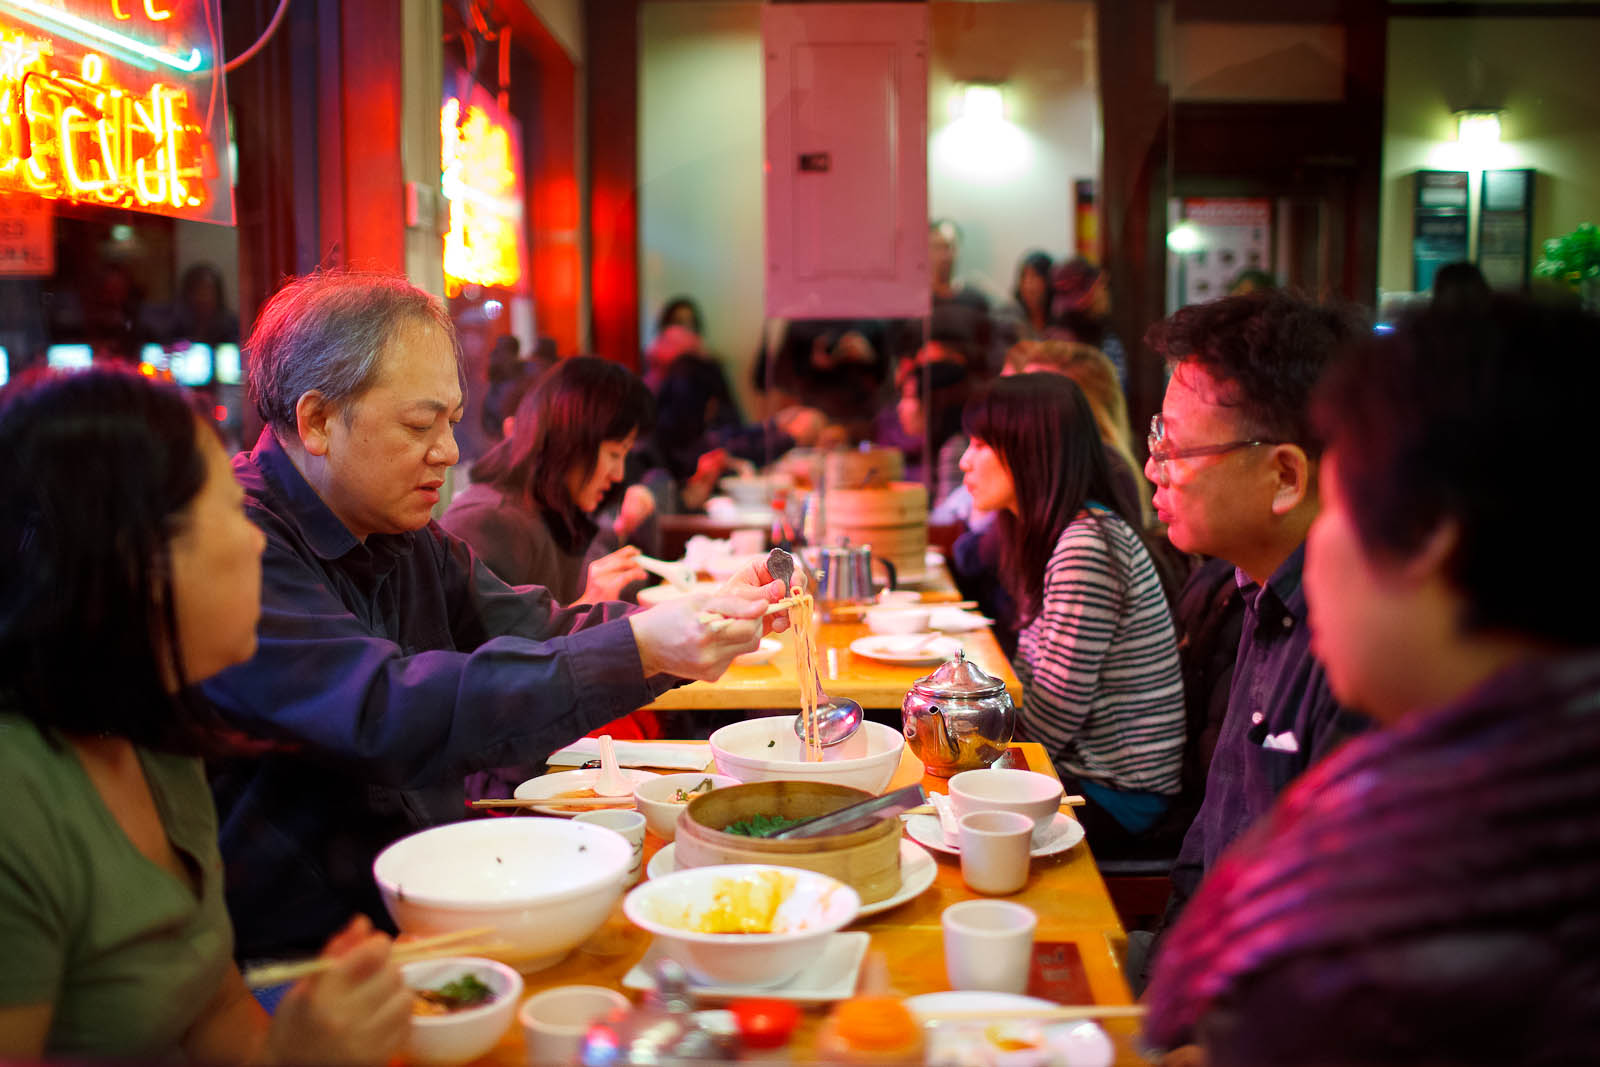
[404,398,464,416]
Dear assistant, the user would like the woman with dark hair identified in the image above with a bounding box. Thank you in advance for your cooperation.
[655,295,704,338]
[442,356,655,604]
[0,367,408,1061]
[1143,298,1600,1066]
[999,250,1054,343]
[959,374,1185,847]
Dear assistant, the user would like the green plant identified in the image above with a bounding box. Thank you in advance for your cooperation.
[1534,222,1600,285]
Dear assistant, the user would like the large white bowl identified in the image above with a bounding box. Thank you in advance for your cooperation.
[374,819,632,973]
[709,717,907,794]
[633,772,741,842]
[623,863,859,987]
[402,956,523,1065]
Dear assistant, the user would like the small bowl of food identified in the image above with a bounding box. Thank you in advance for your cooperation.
[864,606,932,635]
[402,956,523,1065]
[623,864,860,987]
[732,636,782,668]
[633,772,740,842]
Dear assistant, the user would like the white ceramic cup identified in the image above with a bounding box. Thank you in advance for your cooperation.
[517,984,631,1066]
[948,768,1065,845]
[942,899,1038,994]
[573,809,647,885]
[957,810,1034,895]
[729,527,768,555]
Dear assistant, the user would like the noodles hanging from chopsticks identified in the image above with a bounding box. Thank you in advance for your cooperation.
[788,586,824,762]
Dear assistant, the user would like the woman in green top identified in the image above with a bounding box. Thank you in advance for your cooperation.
[0,367,412,1062]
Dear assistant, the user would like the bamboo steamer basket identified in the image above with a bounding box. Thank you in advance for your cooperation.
[823,481,928,582]
[825,447,905,490]
[675,781,903,904]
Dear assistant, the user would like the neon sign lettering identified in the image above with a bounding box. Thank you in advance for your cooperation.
[442,92,526,295]
[0,27,209,212]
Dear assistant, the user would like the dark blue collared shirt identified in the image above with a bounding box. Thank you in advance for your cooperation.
[1168,542,1371,910]
[204,431,676,958]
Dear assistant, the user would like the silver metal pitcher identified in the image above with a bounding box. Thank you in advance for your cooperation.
[901,649,1016,777]
[803,539,897,621]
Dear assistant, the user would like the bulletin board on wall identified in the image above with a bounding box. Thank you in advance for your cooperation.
[1412,170,1469,293]
[1478,168,1535,292]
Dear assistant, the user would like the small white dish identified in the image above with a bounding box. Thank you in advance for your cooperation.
[927,607,994,632]
[402,956,523,1064]
[864,605,932,635]
[924,547,945,568]
[622,931,869,1003]
[905,992,1114,1067]
[903,812,1085,858]
[876,589,922,607]
[513,768,659,816]
[646,839,939,919]
[731,636,783,667]
[849,633,964,665]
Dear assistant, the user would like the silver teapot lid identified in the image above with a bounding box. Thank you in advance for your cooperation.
[911,648,1006,699]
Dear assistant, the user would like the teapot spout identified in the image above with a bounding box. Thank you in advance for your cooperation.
[929,706,961,764]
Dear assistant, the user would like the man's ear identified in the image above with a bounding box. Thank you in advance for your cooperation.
[1399,518,1459,588]
[295,391,336,458]
[1268,444,1313,516]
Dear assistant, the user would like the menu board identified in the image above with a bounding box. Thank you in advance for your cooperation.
[1177,198,1272,306]
[1478,169,1535,291]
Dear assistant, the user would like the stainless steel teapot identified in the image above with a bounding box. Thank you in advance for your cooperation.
[803,539,897,621]
[901,649,1016,777]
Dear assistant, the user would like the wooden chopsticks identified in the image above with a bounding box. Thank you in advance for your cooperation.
[918,1005,1146,1023]
[469,795,637,810]
[242,926,498,988]
[697,595,803,631]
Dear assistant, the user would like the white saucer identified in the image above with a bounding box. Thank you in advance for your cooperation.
[623,931,868,1003]
[646,839,938,919]
[927,607,993,632]
[902,811,1085,858]
[512,768,658,816]
[849,633,964,665]
[905,993,1114,1067]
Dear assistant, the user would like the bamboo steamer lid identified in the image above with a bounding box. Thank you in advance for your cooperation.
[675,781,903,904]
[825,448,904,490]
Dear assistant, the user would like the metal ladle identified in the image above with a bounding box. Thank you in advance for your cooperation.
[766,547,865,748]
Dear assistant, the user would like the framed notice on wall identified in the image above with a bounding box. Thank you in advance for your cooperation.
[1478,169,1535,292]
[1177,198,1272,306]
[1413,171,1469,293]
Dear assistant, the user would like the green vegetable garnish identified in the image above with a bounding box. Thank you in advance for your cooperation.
[723,814,804,837]
[418,973,494,1011]
[671,777,715,803]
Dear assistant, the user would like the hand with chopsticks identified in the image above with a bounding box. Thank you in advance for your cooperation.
[260,916,412,1065]
[628,555,796,681]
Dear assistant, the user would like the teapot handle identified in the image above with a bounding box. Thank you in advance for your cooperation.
[874,555,898,591]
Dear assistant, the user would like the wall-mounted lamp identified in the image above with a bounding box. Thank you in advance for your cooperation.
[1455,109,1503,149]
[955,82,1006,123]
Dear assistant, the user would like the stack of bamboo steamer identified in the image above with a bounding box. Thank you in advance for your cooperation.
[824,480,928,584]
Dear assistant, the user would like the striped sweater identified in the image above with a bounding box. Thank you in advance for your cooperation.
[1014,509,1186,795]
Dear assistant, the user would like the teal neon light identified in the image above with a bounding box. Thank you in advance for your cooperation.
[0,0,204,73]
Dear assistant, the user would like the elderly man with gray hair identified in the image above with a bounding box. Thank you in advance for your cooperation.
[203,271,787,960]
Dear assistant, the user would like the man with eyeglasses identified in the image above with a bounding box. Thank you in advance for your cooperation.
[1140,291,1373,969]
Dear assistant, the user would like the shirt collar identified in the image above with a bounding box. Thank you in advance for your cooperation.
[248,428,417,565]
[1234,541,1309,631]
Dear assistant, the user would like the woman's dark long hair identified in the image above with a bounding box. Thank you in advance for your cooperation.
[0,366,219,753]
[962,373,1134,625]
[471,357,654,543]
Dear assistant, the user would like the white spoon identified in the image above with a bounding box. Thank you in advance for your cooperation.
[593,735,632,797]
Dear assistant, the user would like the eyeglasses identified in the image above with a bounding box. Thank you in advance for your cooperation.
[1147,413,1281,487]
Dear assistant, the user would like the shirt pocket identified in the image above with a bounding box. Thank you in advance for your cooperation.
[1244,720,1306,796]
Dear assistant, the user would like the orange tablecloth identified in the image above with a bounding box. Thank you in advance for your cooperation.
[471,744,1148,1066]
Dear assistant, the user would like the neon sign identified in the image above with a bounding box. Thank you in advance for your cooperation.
[442,79,526,296]
[0,0,231,224]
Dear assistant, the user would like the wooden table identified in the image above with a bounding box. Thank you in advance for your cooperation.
[474,744,1149,1066]
[643,578,1024,714]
